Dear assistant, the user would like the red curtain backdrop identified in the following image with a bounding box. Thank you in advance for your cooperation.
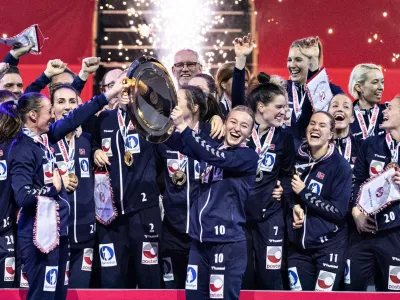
[0,0,96,100]
[254,0,400,101]
[0,0,398,101]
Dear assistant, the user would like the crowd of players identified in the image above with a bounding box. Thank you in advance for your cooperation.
[0,33,398,300]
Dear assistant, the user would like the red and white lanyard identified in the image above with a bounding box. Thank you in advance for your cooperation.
[252,126,275,167]
[386,133,400,163]
[178,122,199,171]
[117,109,135,150]
[57,135,76,172]
[22,128,55,166]
[354,104,379,139]
[337,136,352,162]
[292,83,307,121]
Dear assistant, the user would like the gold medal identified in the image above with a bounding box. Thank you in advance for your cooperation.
[124,151,134,166]
[172,170,187,186]
[69,173,79,185]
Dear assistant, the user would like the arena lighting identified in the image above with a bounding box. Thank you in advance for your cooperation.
[97,0,255,77]
[148,0,215,72]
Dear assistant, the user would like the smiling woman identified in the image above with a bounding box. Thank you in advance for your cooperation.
[349,63,386,140]
[287,111,352,291]
[285,37,343,142]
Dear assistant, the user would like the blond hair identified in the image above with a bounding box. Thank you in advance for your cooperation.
[348,63,382,99]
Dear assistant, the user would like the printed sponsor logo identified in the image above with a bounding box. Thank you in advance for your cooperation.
[209,274,224,299]
[185,265,198,290]
[99,243,117,267]
[315,270,336,291]
[141,242,158,265]
[43,266,58,292]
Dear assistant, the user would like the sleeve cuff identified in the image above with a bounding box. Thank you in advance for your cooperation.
[47,186,59,198]
[4,53,19,65]
[235,56,246,70]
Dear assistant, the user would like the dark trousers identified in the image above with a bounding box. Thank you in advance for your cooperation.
[96,206,162,288]
[19,236,69,300]
[185,239,247,300]
[242,211,284,290]
[287,234,347,291]
[345,228,400,291]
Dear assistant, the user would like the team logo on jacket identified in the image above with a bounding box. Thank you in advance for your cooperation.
[4,257,15,282]
[81,248,93,272]
[266,246,282,269]
[369,160,385,176]
[125,134,140,154]
[194,160,200,180]
[0,160,7,181]
[162,257,174,282]
[56,161,68,176]
[20,264,29,288]
[344,259,350,284]
[388,265,400,290]
[317,171,325,180]
[209,274,224,299]
[99,243,117,267]
[102,138,113,157]
[43,266,58,292]
[185,265,198,290]
[43,162,53,184]
[167,159,179,177]
[64,261,69,285]
[79,158,90,178]
[288,267,302,290]
[308,179,323,195]
[259,152,276,172]
[315,270,336,291]
[141,242,158,265]
[79,148,85,155]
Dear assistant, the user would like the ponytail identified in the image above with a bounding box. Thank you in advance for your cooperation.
[0,92,45,143]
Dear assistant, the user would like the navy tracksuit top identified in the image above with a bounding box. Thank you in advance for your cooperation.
[156,122,214,234]
[93,109,160,215]
[167,127,258,243]
[245,126,295,221]
[50,132,95,245]
[353,134,400,231]
[288,143,352,249]
[0,142,16,235]
[9,94,108,238]
[350,101,386,140]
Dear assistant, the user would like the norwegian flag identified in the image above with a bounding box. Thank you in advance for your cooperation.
[316,171,325,180]
[269,144,275,151]
[79,148,86,155]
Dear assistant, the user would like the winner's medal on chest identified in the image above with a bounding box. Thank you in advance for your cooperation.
[118,109,137,166]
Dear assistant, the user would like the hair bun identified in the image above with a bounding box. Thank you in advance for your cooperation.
[257,72,271,84]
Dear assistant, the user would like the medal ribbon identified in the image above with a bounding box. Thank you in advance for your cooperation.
[386,133,400,163]
[252,126,275,168]
[57,135,76,172]
[178,122,199,172]
[117,109,135,152]
[337,136,352,162]
[292,83,307,121]
[22,128,55,167]
[354,104,379,139]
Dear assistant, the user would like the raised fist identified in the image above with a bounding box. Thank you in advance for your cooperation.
[44,59,67,78]
[82,57,101,74]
